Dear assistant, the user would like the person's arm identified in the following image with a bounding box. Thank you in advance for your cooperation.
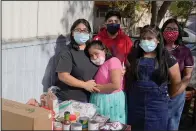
[58,72,99,92]
[58,72,87,89]
[170,48,194,97]
[164,51,181,97]
[96,58,122,93]
[179,48,194,91]
[56,50,99,92]
[168,63,182,97]
[169,67,194,97]
[175,68,193,92]
[186,88,196,100]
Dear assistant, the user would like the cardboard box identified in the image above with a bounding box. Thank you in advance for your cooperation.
[2,98,52,130]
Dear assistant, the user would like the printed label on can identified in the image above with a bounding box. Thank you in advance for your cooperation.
[71,123,82,130]
[88,119,99,130]
[79,117,89,129]
[54,122,62,130]
[63,124,70,130]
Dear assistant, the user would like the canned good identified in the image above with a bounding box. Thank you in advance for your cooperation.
[63,124,70,130]
[54,121,62,130]
[79,116,89,130]
[88,119,99,130]
[71,122,82,130]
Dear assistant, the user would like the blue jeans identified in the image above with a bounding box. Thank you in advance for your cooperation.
[168,91,185,130]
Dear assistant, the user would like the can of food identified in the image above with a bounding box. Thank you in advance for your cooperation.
[71,122,82,130]
[79,116,89,130]
[53,121,62,130]
[63,123,70,130]
[88,119,99,130]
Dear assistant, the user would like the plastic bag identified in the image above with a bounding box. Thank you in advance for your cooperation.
[58,100,97,120]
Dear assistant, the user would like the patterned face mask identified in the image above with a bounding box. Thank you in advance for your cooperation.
[163,31,179,43]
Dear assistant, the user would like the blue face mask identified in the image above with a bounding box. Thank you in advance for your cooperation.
[74,32,90,45]
[107,23,120,35]
[139,40,157,52]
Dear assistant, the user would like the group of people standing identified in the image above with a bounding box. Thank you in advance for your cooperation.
[50,10,194,130]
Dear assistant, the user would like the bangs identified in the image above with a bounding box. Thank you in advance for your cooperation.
[140,29,157,38]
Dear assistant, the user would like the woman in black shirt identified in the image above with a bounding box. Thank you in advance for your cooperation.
[55,19,99,102]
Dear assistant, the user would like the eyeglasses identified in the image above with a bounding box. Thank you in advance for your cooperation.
[73,28,89,34]
[165,27,179,31]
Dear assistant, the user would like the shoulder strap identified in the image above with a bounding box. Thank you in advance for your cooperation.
[136,59,140,80]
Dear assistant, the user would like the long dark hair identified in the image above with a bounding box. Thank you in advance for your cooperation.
[125,25,169,88]
[161,18,183,45]
[85,40,112,61]
[70,19,91,50]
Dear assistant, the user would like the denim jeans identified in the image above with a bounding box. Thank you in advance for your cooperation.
[168,91,185,130]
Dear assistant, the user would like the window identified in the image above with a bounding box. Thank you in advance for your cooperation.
[96,7,108,17]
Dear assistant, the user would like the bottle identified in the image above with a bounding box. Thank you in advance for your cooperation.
[63,111,71,130]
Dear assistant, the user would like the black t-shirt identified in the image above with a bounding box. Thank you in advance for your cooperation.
[55,47,98,102]
[166,50,177,68]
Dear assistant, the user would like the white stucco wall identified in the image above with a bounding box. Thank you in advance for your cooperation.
[2,39,56,103]
[1,1,95,103]
[2,1,94,42]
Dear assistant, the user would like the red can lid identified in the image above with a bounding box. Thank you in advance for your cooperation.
[69,114,76,121]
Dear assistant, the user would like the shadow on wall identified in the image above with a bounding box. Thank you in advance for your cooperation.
[40,1,94,58]
[42,1,94,92]
[42,34,70,92]
[60,1,94,34]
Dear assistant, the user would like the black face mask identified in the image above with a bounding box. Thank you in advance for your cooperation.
[106,23,120,35]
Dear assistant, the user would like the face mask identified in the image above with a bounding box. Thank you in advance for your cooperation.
[163,31,179,43]
[91,57,105,66]
[74,32,90,45]
[106,23,120,35]
[139,40,157,53]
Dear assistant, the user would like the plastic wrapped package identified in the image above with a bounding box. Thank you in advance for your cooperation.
[100,122,124,130]
[48,86,60,94]
[46,91,59,116]
[58,100,97,120]
[91,114,110,127]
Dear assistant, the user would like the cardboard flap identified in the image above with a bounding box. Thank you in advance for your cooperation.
[2,98,51,118]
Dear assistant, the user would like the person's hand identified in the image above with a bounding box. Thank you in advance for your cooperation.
[26,98,40,107]
[40,93,47,100]
[122,62,126,76]
[122,68,126,76]
[186,90,195,100]
[83,80,100,93]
